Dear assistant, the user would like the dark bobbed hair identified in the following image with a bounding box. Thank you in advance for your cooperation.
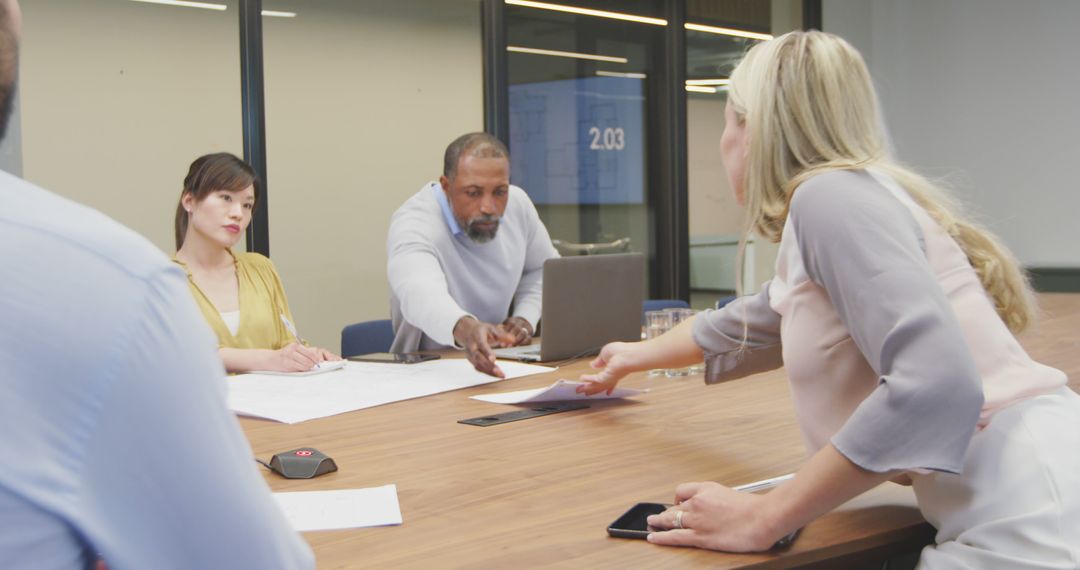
[442,132,509,180]
[174,152,258,250]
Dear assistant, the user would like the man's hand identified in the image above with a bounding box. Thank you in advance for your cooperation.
[498,316,534,347]
[454,316,515,377]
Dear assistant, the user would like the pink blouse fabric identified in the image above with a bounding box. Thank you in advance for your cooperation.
[693,169,1065,473]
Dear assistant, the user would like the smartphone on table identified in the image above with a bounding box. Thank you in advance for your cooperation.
[606,502,800,548]
[607,502,669,539]
[346,352,440,364]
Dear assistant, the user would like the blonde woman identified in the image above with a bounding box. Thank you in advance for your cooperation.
[580,31,1079,566]
[173,153,340,373]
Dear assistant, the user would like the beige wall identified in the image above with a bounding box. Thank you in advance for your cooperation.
[687,93,776,295]
[20,0,482,352]
[262,0,482,350]
[20,0,244,252]
[687,94,741,238]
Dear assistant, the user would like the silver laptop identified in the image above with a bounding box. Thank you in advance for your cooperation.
[494,252,645,362]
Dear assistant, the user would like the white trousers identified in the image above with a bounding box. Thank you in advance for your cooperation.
[912,387,1080,569]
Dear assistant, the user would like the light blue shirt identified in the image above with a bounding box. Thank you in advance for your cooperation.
[432,182,463,236]
[0,171,313,570]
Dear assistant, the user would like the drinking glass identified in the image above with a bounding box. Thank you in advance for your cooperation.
[661,308,694,377]
[644,310,672,375]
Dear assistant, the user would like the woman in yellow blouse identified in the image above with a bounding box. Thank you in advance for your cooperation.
[173,152,339,373]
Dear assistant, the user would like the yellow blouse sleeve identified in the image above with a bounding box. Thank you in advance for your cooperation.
[233,252,298,351]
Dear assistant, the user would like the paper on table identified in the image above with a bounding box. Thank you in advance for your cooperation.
[248,359,347,377]
[229,359,555,424]
[470,379,645,404]
[273,484,402,532]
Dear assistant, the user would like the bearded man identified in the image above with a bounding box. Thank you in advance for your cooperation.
[387,132,558,377]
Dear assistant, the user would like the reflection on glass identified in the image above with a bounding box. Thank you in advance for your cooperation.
[506,1,661,295]
[510,76,644,206]
[686,1,799,309]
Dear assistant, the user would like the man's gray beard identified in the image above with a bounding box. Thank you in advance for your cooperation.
[465,215,500,244]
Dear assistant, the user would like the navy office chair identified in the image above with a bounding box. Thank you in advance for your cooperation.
[340,319,395,357]
[642,299,690,325]
[715,295,737,309]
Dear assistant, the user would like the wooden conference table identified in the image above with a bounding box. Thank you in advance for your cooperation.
[240,293,1080,569]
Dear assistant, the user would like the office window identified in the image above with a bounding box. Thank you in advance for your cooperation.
[686,0,803,308]
[19,0,243,253]
[505,0,665,293]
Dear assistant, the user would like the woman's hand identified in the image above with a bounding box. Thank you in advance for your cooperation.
[577,341,644,395]
[579,315,704,395]
[645,482,782,552]
[315,347,342,362]
[271,342,323,372]
[644,445,898,553]
[220,345,339,374]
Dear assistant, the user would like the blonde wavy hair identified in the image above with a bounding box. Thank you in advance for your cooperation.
[727,30,1034,333]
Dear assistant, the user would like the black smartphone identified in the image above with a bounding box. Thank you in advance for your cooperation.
[346,352,440,364]
[774,527,801,549]
[607,502,801,548]
[606,502,670,539]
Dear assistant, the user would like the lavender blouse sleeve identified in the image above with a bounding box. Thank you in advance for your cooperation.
[790,170,983,474]
[692,284,784,385]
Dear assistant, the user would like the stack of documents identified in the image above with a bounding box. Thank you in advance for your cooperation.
[228,359,554,424]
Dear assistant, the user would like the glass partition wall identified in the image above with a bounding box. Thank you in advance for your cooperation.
[685,1,804,309]
[503,0,805,302]
[505,1,666,296]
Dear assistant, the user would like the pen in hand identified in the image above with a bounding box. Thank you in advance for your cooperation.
[280,314,330,370]
[279,314,307,345]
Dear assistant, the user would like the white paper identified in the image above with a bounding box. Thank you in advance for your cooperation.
[273,485,402,532]
[470,379,645,404]
[228,359,554,424]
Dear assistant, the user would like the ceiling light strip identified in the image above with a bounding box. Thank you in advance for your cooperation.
[505,0,666,26]
[596,71,647,79]
[129,0,226,10]
[261,10,297,17]
[507,46,628,64]
[506,1,773,41]
[684,23,772,41]
[685,85,718,94]
[685,78,730,86]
